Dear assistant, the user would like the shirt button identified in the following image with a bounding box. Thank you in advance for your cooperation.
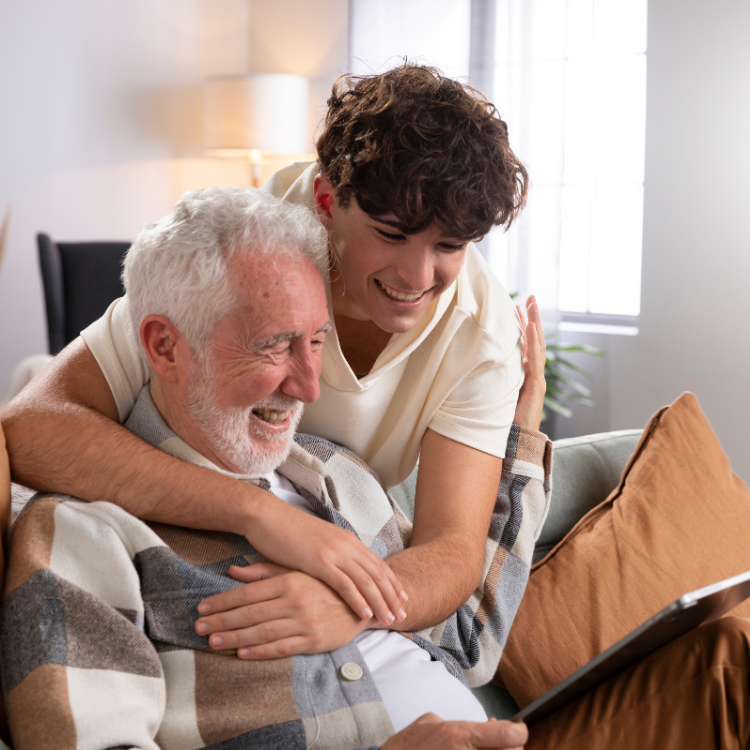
[340,662,364,682]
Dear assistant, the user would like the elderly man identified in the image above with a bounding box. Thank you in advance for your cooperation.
[1,188,548,749]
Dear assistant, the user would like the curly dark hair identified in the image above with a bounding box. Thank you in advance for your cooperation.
[316,64,528,240]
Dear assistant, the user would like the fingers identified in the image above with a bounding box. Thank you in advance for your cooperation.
[321,560,404,626]
[512,321,546,431]
[245,505,409,626]
[471,719,528,748]
[512,298,547,432]
[524,295,545,360]
[522,296,545,377]
[238,635,312,660]
[517,296,546,370]
[339,557,407,626]
[310,528,407,625]
[208,613,301,653]
[516,305,528,364]
[382,717,528,750]
[516,304,527,330]
[525,323,544,377]
[413,713,444,725]
[227,562,289,582]
[197,597,287,644]
[197,568,281,617]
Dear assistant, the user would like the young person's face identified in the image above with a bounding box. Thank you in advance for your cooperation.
[314,176,470,333]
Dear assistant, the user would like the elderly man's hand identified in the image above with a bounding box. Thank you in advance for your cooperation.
[380,714,528,750]
[196,562,372,658]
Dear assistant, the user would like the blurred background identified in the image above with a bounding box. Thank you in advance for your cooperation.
[1,0,749,479]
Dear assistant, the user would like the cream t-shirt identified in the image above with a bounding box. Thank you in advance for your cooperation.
[81,163,523,488]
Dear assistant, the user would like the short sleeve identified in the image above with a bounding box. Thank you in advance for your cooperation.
[80,296,151,423]
[428,336,524,459]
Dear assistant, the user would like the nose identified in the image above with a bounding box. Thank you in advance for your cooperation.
[395,243,434,291]
[280,344,322,404]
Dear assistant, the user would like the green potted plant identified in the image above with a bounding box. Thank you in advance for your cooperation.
[543,334,604,422]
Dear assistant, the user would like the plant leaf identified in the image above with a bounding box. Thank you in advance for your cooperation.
[543,396,573,418]
[548,343,604,356]
[547,356,593,378]
[548,371,592,396]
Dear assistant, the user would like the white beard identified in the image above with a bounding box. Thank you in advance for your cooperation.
[185,355,303,476]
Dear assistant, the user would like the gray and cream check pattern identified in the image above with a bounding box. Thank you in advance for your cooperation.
[2,387,551,749]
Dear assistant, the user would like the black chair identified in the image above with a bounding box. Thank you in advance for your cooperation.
[37,233,131,355]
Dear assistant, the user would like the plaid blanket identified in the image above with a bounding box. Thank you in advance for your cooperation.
[1,388,552,749]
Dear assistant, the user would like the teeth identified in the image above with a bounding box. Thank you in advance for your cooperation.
[376,279,423,302]
[253,408,291,424]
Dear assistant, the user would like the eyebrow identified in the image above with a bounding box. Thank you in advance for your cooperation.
[371,217,410,232]
[255,322,333,351]
[371,216,469,243]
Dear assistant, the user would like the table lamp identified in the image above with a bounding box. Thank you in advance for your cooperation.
[204,74,311,187]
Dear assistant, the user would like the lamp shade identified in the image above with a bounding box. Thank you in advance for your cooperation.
[204,74,310,156]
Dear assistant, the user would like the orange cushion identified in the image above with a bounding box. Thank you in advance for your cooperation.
[497,392,750,708]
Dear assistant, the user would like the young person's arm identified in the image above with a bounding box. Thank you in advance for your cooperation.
[0,337,406,625]
[384,299,548,631]
[385,298,548,630]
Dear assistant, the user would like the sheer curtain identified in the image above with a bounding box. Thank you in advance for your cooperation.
[348,0,471,79]
[489,0,646,328]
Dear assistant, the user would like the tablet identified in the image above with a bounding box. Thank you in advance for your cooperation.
[512,568,750,726]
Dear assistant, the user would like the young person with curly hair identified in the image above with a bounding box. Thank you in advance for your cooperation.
[2,64,548,675]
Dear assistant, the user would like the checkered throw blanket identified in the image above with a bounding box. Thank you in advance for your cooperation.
[1,388,552,749]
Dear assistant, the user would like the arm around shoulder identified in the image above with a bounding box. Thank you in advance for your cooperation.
[0,337,269,531]
[1,338,408,626]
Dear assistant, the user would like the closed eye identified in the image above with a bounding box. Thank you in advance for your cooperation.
[265,344,291,357]
[374,227,407,242]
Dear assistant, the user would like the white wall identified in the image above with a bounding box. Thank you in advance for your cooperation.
[554,0,750,483]
[248,0,350,143]
[0,0,348,393]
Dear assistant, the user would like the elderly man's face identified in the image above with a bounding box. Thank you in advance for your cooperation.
[185,251,330,475]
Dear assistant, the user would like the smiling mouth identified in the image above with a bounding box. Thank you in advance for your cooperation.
[252,408,292,424]
[375,279,426,303]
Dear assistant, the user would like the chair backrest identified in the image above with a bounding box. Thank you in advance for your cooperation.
[37,233,131,354]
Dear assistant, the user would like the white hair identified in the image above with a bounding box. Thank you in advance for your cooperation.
[123,186,328,350]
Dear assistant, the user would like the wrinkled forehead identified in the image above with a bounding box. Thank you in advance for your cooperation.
[222,251,329,340]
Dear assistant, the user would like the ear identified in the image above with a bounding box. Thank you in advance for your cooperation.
[313,174,338,230]
[139,315,189,382]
